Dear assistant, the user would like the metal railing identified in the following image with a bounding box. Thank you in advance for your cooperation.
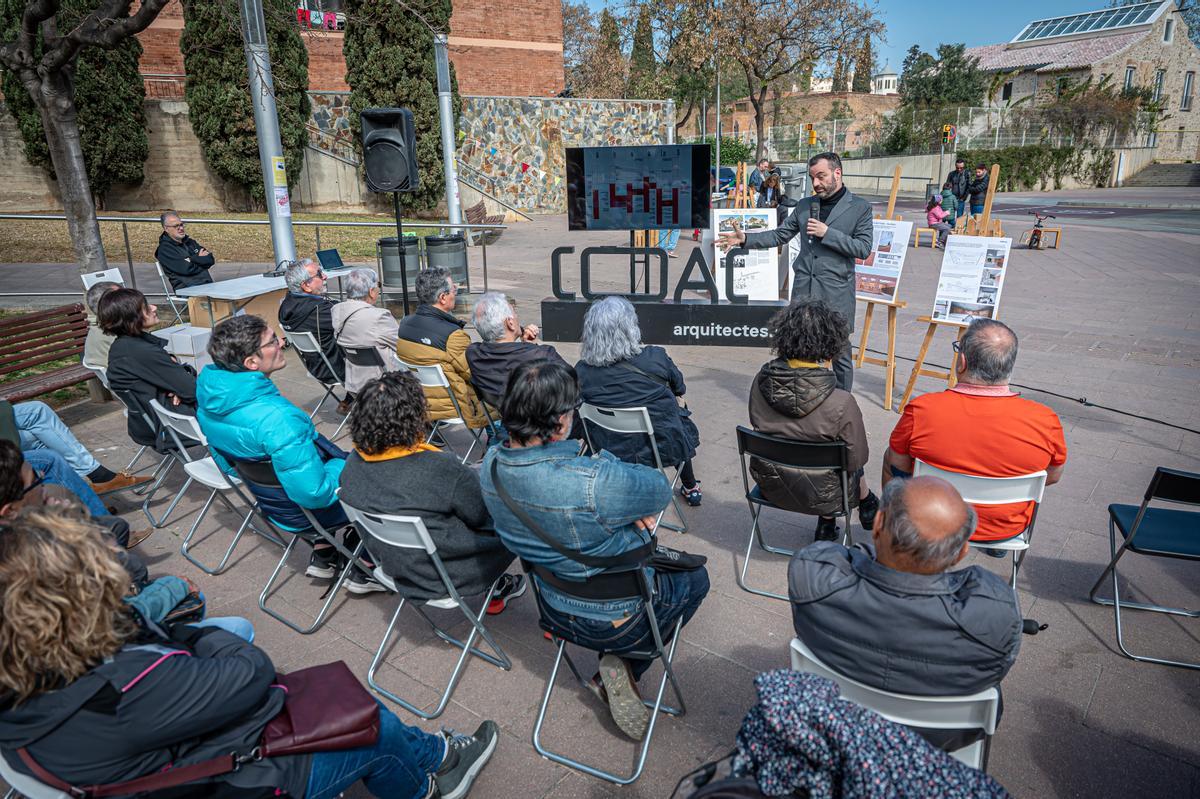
[0,213,506,301]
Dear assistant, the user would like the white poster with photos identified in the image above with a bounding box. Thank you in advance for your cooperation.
[931,235,1012,325]
[705,208,779,301]
[855,219,914,302]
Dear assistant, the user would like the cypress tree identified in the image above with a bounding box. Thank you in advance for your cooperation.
[627,4,656,99]
[180,0,310,207]
[343,0,460,211]
[852,35,873,93]
[831,53,847,93]
[0,0,148,206]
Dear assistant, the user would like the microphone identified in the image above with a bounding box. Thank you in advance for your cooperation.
[808,200,820,246]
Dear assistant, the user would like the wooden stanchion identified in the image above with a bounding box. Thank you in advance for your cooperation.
[897,316,968,412]
[855,296,908,410]
[733,162,750,209]
[884,164,903,220]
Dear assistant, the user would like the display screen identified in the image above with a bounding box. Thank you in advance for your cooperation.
[565,144,712,231]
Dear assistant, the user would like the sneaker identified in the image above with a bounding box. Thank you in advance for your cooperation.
[814,517,839,542]
[599,654,649,741]
[435,721,499,799]
[126,527,156,549]
[858,491,880,532]
[305,547,340,579]
[486,573,527,615]
[680,481,702,507]
[344,567,388,594]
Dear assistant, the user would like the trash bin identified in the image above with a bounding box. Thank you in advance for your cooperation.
[424,233,469,287]
[378,236,420,289]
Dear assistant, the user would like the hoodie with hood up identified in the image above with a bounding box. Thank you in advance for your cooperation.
[748,359,869,516]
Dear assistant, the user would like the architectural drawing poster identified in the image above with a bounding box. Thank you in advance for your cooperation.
[706,208,779,301]
[931,235,1013,324]
[855,219,913,302]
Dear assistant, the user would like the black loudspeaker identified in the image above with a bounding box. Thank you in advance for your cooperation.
[361,108,419,193]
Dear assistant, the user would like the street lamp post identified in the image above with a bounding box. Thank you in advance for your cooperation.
[434,33,462,226]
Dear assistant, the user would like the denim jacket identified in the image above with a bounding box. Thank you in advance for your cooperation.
[479,440,671,621]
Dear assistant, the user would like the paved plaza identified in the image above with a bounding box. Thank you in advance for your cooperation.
[2,203,1199,798]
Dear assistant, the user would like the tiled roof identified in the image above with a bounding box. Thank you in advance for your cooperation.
[966,29,1147,73]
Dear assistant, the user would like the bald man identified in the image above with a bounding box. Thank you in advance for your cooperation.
[789,476,1021,701]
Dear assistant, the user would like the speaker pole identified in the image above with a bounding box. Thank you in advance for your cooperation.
[393,191,412,316]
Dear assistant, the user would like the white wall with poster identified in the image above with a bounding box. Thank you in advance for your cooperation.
[931,235,1013,324]
[703,208,779,301]
[855,219,913,302]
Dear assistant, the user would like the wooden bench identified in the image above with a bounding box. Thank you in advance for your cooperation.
[0,304,100,402]
[464,200,505,244]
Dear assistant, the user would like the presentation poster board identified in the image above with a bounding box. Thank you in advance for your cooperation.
[565,144,711,231]
[706,208,779,301]
[931,235,1013,324]
[855,219,913,302]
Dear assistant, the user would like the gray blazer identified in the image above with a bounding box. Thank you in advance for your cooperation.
[742,189,873,324]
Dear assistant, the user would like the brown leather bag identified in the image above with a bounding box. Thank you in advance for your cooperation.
[261,660,380,756]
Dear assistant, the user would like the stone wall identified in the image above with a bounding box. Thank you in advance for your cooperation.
[0,103,59,212]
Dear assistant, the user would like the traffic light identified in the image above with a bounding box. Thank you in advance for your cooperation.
[805,123,817,146]
[941,124,956,144]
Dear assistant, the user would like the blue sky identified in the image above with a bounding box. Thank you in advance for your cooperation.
[584,0,1109,77]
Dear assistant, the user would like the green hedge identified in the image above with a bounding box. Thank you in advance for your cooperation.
[957,145,1114,190]
[697,136,753,166]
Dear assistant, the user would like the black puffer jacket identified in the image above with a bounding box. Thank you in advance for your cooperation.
[747,360,868,515]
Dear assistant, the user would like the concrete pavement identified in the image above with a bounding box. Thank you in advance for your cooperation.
[2,211,1199,798]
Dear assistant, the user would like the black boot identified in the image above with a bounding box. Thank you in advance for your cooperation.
[858,491,880,531]
[815,517,839,542]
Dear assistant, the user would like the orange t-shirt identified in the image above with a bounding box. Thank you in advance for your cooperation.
[889,390,1067,542]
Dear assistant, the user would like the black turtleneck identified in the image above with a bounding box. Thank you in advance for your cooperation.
[817,184,847,223]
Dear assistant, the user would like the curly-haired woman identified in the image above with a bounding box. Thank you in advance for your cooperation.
[0,507,499,799]
[338,371,525,613]
[749,299,878,541]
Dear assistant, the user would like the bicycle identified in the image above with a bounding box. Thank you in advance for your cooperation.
[1024,210,1056,250]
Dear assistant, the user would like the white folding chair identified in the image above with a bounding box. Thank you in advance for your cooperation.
[154,261,187,324]
[150,400,280,575]
[80,268,125,290]
[398,358,485,464]
[284,330,350,435]
[110,388,189,527]
[0,751,70,799]
[82,360,153,480]
[789,637,999,771]
[339,500,511,718]
[913,460,1047,590]
[578,403,688,533]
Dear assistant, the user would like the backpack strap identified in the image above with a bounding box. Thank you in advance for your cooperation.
[16,746,249,798]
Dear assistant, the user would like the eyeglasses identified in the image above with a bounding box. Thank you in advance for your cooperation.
[21,469,45,499]
[305,269,327,282]
[951,340,962,353]
[257,333,282,354]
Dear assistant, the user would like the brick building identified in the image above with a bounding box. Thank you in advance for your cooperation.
[966,0,1199,160]
[136,0,565,97]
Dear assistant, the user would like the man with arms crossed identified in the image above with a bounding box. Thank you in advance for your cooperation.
[719,152,872,390]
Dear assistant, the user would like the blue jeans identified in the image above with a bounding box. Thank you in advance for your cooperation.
[23,449,108,517]
[541,566,710,680]
[656,228,681,252]
[15,401,99,477]
[306,700,445,799]
[956,199,966,220]
[191,616,255,642]
[970,204,984,216]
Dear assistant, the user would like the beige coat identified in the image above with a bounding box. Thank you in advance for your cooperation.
[331,299,402,394]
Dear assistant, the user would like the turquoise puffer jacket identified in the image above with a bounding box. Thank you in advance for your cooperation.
[196,366,343,510]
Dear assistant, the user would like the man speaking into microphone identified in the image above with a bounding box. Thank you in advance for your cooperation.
[719,152,872,390]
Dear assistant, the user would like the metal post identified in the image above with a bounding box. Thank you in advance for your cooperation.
[121,222,137,291]
[666,99,676,144]
[238,0,296,265]
[713,0,721,174]
[393,193,412,316]
[434,34,462,226]
[315,225,322,253]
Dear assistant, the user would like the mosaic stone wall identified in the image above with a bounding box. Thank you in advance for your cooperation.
[306,93,674,212]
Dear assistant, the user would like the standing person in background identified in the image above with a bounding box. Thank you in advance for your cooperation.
[969,164,990,217]
[945,158,970,222]
[940,182,958,229]
[154,210,215,290]
[654,227,680,258]
[927,194,952,249]
[719,152,872,391]
[748,157,771,191]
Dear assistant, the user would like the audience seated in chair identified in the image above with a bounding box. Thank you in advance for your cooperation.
[100,288,198,449]
[466,291,567,409]
[154,209,215,290]
[479,359,710,741]
[0,507,499,799]
[789,476,1021,746]
[331,267,402,394]
[0,441,150,587]
[83,279,120,368]
[575,296,704,506]
[883,318,1067,554]
[396,267,489,429]
[197,314,383,594]
[339,370,525,613]
[279,258,347,394]
[4,399,149,493]
[750,300,878,541]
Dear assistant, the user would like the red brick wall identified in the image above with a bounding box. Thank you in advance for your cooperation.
[135,0,564,97]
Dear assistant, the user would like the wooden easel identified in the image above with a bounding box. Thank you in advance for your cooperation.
[855,166,906,408]
[897,163,1002,412]
[733,162,751,208]
[855,297,908,409]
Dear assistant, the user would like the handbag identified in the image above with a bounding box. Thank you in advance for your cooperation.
[16,661,378,797]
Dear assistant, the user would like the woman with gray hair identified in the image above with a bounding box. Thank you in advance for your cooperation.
[331,267,402,393]
[575,296,703,505]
